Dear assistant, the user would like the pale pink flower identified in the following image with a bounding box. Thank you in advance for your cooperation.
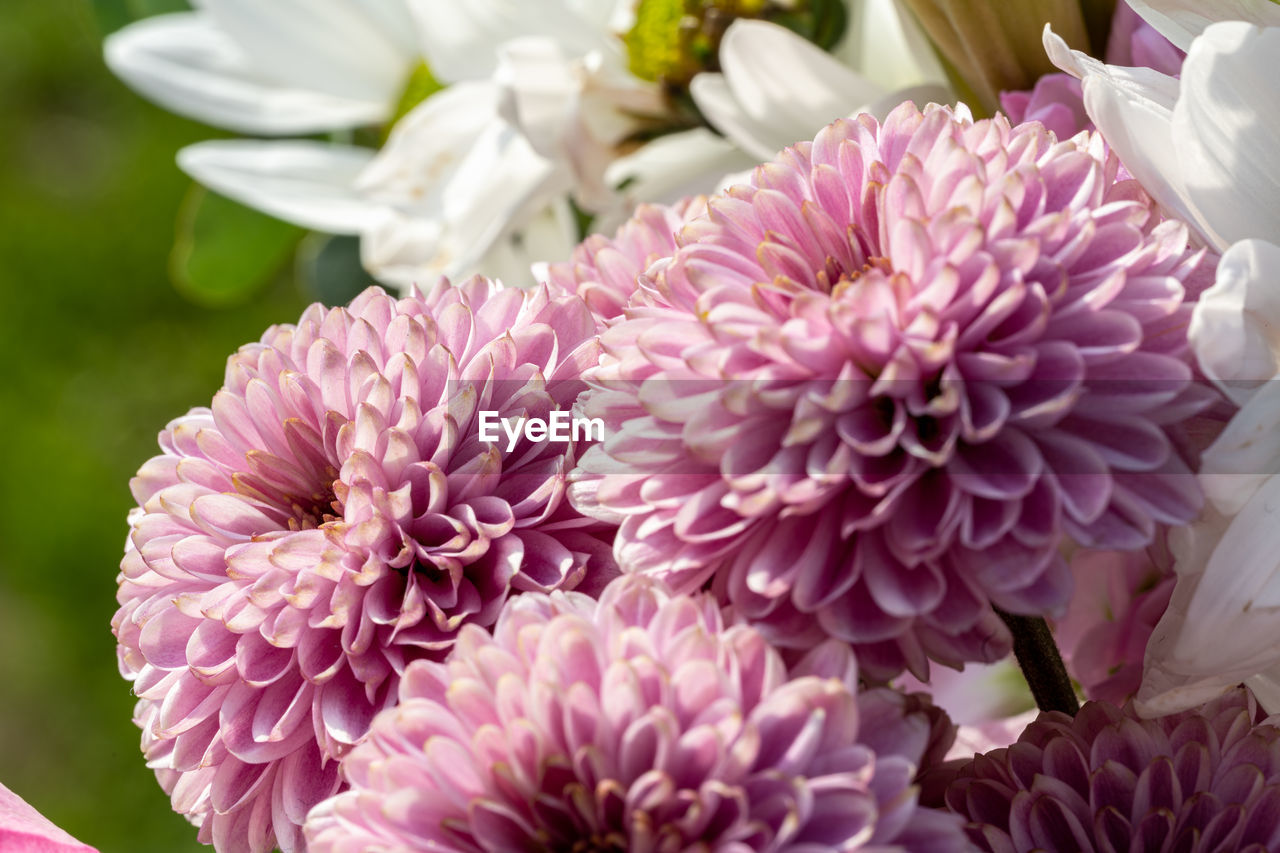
[571,102,1215,680]
[115,282,613,851]
[1056,545,1176,704]
[305,576,969,852]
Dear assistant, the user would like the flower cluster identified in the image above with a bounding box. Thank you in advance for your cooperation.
[100,0,1280,850]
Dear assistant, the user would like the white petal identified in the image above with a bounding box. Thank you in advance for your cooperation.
[104,14,390,133]
[196,0,415,100]
[1077,66,1214,244]
[1136,508,1248,716]
[495,37,579,159]
[1190,239,1280,404]
[861,83,955,121]
[1172,21,1280,249]
[178,141,380,233]
[407,0,612,81]
[1139,473,1280,716]
[712,20,886,155]
[355,82,502,208]
[1246,667,1280,715]
[1199,382,1280,517]
[361,120,560,287]
[835,0,946,89]
[600,128,756,217]
[689,73,782,162]
[1124,0,1280,51]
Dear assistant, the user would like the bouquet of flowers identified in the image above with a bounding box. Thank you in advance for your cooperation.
[12,0,1280,850]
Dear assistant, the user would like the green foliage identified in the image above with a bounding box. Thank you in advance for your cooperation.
[170,186,304,308]
[387,60,445,134]
[90,0,190,35]
[297,233,379,306]
[0,2,307,850]
[769,0,847,51]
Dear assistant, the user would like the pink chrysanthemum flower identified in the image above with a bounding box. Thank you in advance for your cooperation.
[1056,546,1175,705]
[304,576,969,852]
[570,102,1215,680]
[114,282,614,852]
[940,689,1280,851]
[544,197,707,324]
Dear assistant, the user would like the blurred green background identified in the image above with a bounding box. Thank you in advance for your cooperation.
[0,1,311,849]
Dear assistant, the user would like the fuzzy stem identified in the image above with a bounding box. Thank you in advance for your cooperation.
[996,608,1079,716]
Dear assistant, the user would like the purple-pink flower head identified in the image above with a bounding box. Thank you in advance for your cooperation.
[941,689,1280,851]
[304,575,969,852]
[544,196,707,324]
[114,281,614,852]
[570,102,1215,681]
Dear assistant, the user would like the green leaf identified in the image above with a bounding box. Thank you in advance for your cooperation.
[807,0,848,51]
[770,0,847,51]
[385,61,445,135]
[91,0,191,35]
[170,185,304,308]
[296,233,379,307]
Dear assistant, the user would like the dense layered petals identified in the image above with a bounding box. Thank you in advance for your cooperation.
[941,689,1280,852]
[543,196,707,323]
[115,282,614,851]
[304,576,969,852]
[0,783,96,853]
[571,103,1215,680]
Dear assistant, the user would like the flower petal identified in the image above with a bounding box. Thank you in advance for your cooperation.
[360,115,560,286]
[407,0,613,82]
[1124,0,1280,51]
[1172,21,1280,250]
[697,20,887,160]
[197,0,416,101]
[1045,27,1208,242]
[1140,474,1280,716]
[1190,239,1280,404]
[0,783,96,852]
[178,140,380,234]
[834,0,945,89]
[104,13,391,134]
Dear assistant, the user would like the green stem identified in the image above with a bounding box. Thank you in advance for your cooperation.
[996,608,1080,716]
